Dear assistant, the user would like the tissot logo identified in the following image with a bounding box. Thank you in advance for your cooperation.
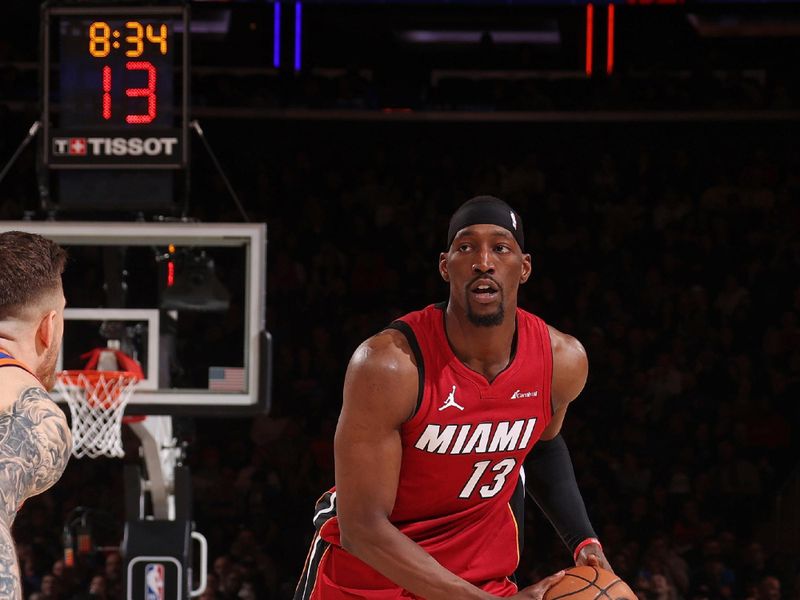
[52,136,178,157]
[67,138,87,155]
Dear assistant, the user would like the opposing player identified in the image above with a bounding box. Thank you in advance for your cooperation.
[296,196,610,599]
[0,231,72,598]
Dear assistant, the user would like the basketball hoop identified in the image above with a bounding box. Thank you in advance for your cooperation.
[56,370,140,459]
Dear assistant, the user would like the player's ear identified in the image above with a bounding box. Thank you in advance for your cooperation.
[35,310,58,354]
[520,253,532,284]
[439,252,450,282]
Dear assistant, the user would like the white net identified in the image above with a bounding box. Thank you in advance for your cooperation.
[56,370,140,459]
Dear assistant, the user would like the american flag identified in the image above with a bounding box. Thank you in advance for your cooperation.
[208,367,246,392]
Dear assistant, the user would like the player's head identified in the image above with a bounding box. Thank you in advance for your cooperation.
[0,232,67,388]
[439,196,531,327]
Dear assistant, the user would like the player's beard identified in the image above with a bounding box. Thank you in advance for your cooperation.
[36,342,60,391]
[466,296,505,327]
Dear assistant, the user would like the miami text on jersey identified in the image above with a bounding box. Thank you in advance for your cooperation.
[414,418,538,455]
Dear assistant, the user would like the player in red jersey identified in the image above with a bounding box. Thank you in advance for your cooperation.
[296,197,610,599]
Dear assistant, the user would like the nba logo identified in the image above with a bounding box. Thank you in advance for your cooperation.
[144,563,165,600]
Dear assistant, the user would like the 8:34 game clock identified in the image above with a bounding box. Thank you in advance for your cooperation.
[42,4,189,169]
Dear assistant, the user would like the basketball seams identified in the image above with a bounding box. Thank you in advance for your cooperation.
[547,579,596,600]
[600,580,629,600]
[547,568,600,600]
[545,567,632,600]
[563,566,601,585]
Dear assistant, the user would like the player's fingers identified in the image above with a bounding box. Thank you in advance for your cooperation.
[585,554,601,567]
[521,570,566,600]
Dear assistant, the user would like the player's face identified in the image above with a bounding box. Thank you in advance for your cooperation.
[37,290,66,390]
[439,225,531,327]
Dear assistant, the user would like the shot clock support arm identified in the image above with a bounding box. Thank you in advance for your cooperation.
[0,121,40,187]
[189,120,250,222]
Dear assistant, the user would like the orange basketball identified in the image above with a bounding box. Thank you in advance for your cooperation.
[543,566,636,600]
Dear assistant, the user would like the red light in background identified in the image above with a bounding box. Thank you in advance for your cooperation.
[77,531,92,553]
[585,4,594,77]
[167,261,174,287]
[607,5,615,75]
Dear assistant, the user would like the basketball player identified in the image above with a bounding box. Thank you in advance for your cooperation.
[0,231,72,599]
[296,197,610,599]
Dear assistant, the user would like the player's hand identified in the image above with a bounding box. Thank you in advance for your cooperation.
[575,543,613,573]
[509,570,566,600]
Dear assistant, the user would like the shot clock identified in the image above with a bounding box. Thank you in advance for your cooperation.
[42,5,189,169]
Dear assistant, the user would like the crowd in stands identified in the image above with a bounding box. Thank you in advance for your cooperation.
[3,114,797,599]
[0,4,798,592]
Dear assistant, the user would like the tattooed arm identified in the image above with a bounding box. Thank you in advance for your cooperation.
[0,386,71,599]
[0,524,20,600]
[0,387,72,520]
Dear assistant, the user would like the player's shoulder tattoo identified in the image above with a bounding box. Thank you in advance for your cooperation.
[0,387,71,524]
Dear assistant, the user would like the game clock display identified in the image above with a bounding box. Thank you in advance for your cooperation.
[43,5,189,169]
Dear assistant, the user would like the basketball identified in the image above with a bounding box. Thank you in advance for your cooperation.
[544,566,636,600]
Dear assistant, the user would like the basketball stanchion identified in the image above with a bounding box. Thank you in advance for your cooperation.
[57,353,208,600]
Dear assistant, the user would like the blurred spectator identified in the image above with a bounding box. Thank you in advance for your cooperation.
[4,70,799,600]
[756,576,782,600]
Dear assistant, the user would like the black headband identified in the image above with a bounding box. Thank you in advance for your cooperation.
[447,196,524,251]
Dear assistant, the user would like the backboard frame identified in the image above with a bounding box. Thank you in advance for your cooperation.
[58,307,161,390]
[0,221,269,416]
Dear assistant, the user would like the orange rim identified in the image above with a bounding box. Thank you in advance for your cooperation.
[58,370,141,386]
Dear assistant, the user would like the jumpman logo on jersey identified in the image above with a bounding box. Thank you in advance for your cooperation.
[438,385,464,412]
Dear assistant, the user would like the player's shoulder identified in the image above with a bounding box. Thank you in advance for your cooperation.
[546,324,587,365]
[0,367,46,413]
[348,328,419,377]
[344,329,420,422]
[546,324,588,406]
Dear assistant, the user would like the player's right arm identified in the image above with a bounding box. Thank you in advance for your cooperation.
[335,330,563,600]
[335,329,490,599]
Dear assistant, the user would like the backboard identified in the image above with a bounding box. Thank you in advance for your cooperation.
[0,221,269,416]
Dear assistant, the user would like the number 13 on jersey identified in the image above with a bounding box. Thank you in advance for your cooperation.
[459,458,517,499]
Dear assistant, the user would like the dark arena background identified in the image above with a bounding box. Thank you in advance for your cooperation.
[1,0,799,599]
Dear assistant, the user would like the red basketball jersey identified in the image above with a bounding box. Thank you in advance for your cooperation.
[297,304,553,599]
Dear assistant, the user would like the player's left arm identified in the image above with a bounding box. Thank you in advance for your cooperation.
[524,325,612,571]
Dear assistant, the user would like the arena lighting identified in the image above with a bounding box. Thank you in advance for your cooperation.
[173,9,230,35]
[585,4,594,77]
[686,14,800,37]
[399,30,560,45]
[294,2,302,71]
[607,4,615,75]
[273,2,281,68]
